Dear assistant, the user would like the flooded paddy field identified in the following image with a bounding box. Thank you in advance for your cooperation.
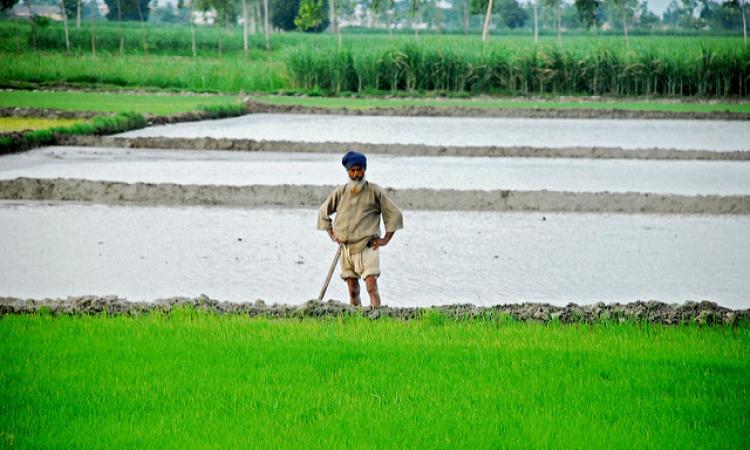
[1,201,748,309]
[2,147,749,196]
[118,114,750,152]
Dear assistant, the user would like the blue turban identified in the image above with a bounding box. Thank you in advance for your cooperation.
[342,151,367,170]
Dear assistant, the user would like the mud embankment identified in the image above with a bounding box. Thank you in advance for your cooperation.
[245,99,750,121]
[2,177,748,214]
[1,296,747,325]
[62,135,750,161]
[0,107,101,119]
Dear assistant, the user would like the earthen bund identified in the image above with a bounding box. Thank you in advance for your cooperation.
[2,177,748,215]
[62,136,750,161]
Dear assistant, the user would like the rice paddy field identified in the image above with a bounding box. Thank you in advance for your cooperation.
[1,21,748,97]
[0,90,243,115]
[0,311,748,449]
[0,117,82,132]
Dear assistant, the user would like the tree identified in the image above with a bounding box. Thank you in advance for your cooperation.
[103,0,152,21]
[723,0,747,43]
[0,0,19,12]
[410,0,422,38]
[371,0,395,35]
[470,0,494,43]
[295,0,325,30]
[575,0,601,30]
[60,0,70,54]
[607,0,635,45]
[89,0,97,56]
[544,0,562,44]
[273,0,321,30]
[637,1,659,28]
[498,0,528,28]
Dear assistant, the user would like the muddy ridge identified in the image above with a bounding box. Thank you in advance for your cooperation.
[1,296,747,325]
[244,100,750,121]
[63,136,750,161]
[2,177,748,214]
[0,107,103,119]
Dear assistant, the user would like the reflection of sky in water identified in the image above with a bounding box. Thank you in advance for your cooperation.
[1,202,748,309]
[118,114,750,151]
[2,147,749,196]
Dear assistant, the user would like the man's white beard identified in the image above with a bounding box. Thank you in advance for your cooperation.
[347,177,365,195]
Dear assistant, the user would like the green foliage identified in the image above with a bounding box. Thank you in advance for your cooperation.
[0,52,284,93]
[103,0,152,21]
[0,111,148,154]
[0,0,18,12]
[0,21,748,97]
[575,0,602,29]
[1,315,748,448]
[273,0,329,31]
[499,0,529,29]
[196,102,246,118]
[0,90,243,115]
[285,39,750,96]
[294,0,325,32]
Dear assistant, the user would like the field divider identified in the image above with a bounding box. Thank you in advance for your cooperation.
[62,135,750,161]
[0,296,747,325]
[244,100,750,121]
[1,177,748,215]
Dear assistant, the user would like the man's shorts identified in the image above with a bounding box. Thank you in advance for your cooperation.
[340,244,380,280]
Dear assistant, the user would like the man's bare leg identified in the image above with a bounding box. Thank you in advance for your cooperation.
[365,275,381,307]
[346,278,361,306]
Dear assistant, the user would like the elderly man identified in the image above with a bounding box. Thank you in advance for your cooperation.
[318,151,404,307]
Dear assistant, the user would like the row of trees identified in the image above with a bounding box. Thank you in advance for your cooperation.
[1,0,747,51]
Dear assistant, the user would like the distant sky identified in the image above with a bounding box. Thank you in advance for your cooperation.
[639,0,673,16]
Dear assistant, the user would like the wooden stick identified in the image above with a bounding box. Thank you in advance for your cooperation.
[318,244,343,301]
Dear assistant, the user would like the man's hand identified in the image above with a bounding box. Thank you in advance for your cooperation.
[369,231,395,250]
[369,238,388,250]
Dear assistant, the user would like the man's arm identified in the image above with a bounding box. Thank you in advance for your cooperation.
[369,231,395,250]
[377,187,404,234]
[317,188,341,242]
[371,186,403,250]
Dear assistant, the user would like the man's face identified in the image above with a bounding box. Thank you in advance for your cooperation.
[348,165,365,181]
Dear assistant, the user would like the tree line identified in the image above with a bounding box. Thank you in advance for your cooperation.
[1,0,747,53]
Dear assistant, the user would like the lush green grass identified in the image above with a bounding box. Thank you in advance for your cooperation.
[0,89,243,115]
[253,94,750,113]
[0,117,83,132]
[1,311,748,449]
[0,52,286,94]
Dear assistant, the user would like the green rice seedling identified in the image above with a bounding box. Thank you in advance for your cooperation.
[0,314,748,449]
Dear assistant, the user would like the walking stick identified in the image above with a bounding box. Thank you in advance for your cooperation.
[318,243,343,301]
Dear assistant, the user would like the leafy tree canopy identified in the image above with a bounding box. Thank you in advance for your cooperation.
[272,0,328,31]
[104,0,152,21]
[294,0,325,31]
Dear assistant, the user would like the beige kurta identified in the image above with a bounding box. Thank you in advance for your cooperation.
[317,181,404,254]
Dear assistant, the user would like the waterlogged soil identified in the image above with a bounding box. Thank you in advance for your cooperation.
[2,147,749,196]
[118,114,750,152]
[1,201,748,308]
